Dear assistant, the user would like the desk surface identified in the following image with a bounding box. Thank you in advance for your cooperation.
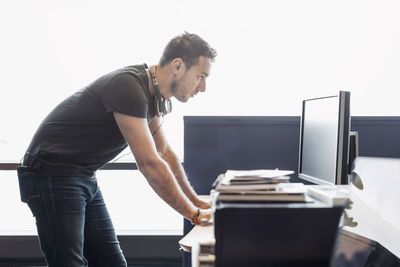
[179,224,214,253]
[344,187,400,257]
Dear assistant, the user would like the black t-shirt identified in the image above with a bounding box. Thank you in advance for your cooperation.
[23,64,156,177]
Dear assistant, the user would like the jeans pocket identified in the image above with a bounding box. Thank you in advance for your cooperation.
[17,168,44,217]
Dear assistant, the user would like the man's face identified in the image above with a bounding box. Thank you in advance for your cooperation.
[170,56,211,103]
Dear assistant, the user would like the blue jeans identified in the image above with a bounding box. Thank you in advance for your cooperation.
[17,166,127,267]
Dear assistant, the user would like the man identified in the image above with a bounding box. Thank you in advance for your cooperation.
[17,32,217,267]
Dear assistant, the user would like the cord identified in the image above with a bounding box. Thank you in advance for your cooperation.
[151,116,164,137]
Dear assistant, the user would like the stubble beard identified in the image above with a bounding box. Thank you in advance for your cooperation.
[170,79,189,103]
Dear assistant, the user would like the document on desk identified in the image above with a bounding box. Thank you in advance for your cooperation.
[222,169,293,185]
[216,183,278,192]
[215,192,308,202]
[212,169,311,202]
[225,169,294,179]
[214,183,310,202]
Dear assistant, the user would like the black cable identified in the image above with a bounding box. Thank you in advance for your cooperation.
[152,116,164,137]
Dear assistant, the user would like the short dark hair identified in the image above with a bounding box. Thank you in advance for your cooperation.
[159,32,217,70]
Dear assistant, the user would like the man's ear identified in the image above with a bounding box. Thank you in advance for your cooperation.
[170,58,185,75]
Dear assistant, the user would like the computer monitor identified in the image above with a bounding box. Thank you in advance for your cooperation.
[298,91,351,185]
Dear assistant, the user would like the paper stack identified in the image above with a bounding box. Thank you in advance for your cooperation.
[213,169,308,202]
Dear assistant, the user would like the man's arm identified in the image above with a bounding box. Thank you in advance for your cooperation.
[149,117,211,209]
[114,112,201,221]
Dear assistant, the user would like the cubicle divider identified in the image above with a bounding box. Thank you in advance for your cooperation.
[184,116,400,195]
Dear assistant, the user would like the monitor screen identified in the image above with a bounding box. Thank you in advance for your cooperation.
[298,91,350,185]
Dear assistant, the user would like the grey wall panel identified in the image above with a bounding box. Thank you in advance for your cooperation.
[184,116,400,195]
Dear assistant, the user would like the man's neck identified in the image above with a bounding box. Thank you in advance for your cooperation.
[147,65,172,99]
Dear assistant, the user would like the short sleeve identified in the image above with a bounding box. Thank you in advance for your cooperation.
[101,73,149,118]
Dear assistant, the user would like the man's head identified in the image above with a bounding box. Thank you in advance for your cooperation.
[159,32,217,102]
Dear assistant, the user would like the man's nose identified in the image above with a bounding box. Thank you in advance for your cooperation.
[198,80,206,92]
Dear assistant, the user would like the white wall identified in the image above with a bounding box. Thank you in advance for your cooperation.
[1,0,400,160]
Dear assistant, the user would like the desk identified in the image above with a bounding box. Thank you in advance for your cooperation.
[179,224,214,253]
[180,189,400,267]
[179,225,215,267]
[343,187,400,257]
[343,157,400,257]
[180,157,400,266]
[181,197,343,267]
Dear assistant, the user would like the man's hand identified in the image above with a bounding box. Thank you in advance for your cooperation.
[196,199,211,209]
[192,208,213,225]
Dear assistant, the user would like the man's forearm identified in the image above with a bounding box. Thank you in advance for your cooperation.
[139,156,197,220]
[162,147,202,206]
